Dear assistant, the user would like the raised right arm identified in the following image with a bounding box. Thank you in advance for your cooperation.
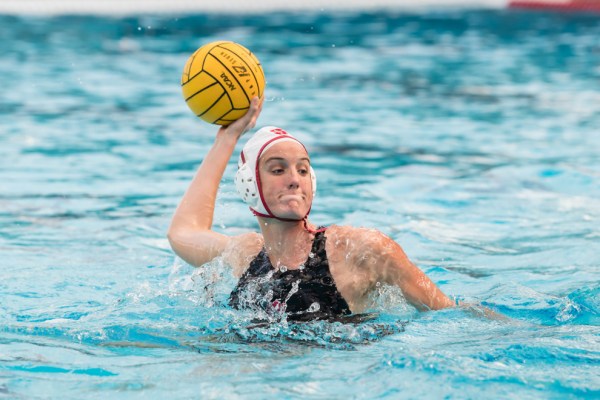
[167,97,263,268]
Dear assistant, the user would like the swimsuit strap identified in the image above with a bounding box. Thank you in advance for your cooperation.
[309,227,327,257]
[304,228,327,271]
[238,247,271,280]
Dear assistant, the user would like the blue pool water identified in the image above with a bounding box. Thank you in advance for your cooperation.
[1,8,599,399]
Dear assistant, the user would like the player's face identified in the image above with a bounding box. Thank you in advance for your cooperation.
[258,141,313,220]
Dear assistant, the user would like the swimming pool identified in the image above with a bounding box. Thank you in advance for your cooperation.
[1,7,599,399]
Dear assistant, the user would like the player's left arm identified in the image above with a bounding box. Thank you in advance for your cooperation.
[366,231,455,311]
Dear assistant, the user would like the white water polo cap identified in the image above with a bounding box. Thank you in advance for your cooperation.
[235,126,317,219]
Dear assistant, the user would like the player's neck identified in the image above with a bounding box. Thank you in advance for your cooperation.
[258,217,314,267]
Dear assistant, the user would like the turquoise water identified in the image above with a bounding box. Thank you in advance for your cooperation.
[2,8,600,399]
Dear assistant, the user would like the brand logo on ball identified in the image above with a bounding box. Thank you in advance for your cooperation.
[220,72,236,91]
[232,66,250,77]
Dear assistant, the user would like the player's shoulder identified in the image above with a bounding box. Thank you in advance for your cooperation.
[325,224,391,250]
[224,231,264,277]
[231,231,264,258]
[231,230,263,246]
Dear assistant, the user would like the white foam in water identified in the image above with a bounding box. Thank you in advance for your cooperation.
[0,0,507,15]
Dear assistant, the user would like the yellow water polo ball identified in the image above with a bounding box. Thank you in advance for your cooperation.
[181,41,265,125]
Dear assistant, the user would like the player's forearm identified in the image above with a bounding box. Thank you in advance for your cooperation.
[169,133,238,233]
[401,272,455,311]
[383,248,455,311]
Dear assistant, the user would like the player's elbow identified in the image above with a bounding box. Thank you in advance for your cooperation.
[166,227,227,268]
[166,225,183,249]
[166,219,198,247]
[166,226,198,256]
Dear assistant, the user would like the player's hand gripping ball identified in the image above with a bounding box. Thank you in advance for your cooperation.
[181,41,265,125]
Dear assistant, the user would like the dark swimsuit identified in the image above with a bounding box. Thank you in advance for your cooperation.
[229,229,352,322]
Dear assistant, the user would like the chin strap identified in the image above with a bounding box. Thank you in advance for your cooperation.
[251,208,326,235]
[250,208,301,222]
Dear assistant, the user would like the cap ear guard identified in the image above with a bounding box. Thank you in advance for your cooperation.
[235,163,260,208]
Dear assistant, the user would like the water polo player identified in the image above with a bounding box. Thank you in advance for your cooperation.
[167,97,455,321]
